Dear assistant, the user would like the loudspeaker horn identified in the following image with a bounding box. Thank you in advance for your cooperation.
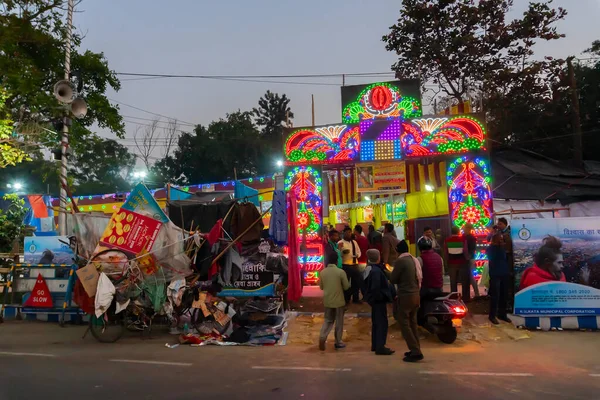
[53,80,74,104]
[71,97,88,119]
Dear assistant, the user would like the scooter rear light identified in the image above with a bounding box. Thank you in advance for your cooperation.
[453,306,466,315]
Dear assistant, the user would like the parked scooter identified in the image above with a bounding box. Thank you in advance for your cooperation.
[393,291,467,344]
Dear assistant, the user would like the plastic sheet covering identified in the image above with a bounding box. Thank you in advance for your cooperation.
[150,221,193,281]
[95,272,115,317]
[141,277,167,313]
[67,213,110,260]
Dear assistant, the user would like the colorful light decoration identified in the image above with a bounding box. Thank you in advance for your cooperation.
[360,118,404,161]
[284,125,359,164]
[284,166,323,240]
[402,116,486,157]
[447,156,492,234]
[343,82,422,124]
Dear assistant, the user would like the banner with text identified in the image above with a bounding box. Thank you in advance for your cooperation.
[356,162,407,194]
[513,217,600,316]
[218,261,275,297]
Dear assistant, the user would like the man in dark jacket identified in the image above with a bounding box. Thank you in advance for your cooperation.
[390,240,423,362]
[364,249,395,355]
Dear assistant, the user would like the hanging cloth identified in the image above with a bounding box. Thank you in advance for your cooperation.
[269,190,288,245]
[287,193,302,302]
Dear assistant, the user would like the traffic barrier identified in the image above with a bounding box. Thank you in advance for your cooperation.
[9,263,80,325]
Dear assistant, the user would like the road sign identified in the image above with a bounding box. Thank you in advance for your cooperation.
[23,274,53,308]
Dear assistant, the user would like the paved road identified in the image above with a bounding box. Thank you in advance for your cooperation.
[0,322,599,399]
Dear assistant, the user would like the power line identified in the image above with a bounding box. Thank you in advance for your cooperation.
[122,114,196,127]
[109,98,196,125]
[114,71,396,79]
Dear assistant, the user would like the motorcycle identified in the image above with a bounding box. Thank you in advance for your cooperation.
[394,291,467,344]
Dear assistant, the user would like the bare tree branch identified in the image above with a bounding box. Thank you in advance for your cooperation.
[133,118,159,170]
[162,118,179,158]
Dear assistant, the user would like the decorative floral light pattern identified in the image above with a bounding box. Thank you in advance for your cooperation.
[447,156,492,234]
[284,166,323,240]
[343,82,422,124]
[285,125,360,164]
[402,116,486,157]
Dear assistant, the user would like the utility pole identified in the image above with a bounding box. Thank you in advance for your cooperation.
[58,0,74,236]
[311,94,315,128]
[567,56,583,168]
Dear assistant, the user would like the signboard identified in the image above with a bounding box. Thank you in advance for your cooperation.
[100,209,162,256]
[121,183,169,223]
[356,162,407,193]
[23,274,53,308]
[219,261,275,297]
[24,236,75,265]
[513,217,600,316]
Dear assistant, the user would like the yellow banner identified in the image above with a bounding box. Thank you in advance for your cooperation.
[356,162,407,193]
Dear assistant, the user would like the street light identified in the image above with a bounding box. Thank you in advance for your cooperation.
[276,159,284,168]
[133,171,147,179]
[6,182,24,191]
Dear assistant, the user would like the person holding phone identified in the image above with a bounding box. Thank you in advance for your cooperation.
[338,227,363,304]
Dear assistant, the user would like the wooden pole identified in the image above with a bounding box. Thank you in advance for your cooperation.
[567,57,583,168]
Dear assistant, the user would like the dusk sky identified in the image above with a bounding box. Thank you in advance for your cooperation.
[74,0,600,156]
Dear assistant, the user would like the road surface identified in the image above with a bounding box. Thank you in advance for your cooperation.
[0,320,598,399]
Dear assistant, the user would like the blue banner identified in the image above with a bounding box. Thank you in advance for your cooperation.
[513,217,600,316]
[24,236,75,265]
[219,283,275,298]
[121,183,169,223]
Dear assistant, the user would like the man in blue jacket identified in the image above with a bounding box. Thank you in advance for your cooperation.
[364,249,396,355]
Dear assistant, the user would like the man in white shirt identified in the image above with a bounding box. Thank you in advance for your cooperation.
[338,226,363,304]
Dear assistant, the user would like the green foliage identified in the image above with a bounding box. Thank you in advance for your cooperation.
[383,0,566,103]
[0,194,27,252]
[381,0,600,160]
[252,91,293,173]
[69,134,136,195]
[0,90,32,168]
[154,111,263,185]
[0,0,125,142]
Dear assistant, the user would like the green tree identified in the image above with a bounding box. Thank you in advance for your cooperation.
[0,155,60,195]
[69,134,136,195]
[252,91,293,172]
[154,111,262,184]
[0,90,32,168]
[0,0,125,148]
[0,194,27,252]
[382,0,568,148]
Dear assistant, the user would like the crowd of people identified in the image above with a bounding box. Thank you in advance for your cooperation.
[318,217,517,361]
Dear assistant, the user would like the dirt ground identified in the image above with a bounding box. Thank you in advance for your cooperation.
[285,312,531,350]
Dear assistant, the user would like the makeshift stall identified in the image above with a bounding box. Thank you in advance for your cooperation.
[283,80,492,281]
[163,186,293,347]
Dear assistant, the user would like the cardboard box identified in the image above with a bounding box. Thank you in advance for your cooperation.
[76,264,100,297]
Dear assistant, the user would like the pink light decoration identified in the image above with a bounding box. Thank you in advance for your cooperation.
[284,125,360,164]
[377,119,402,141]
